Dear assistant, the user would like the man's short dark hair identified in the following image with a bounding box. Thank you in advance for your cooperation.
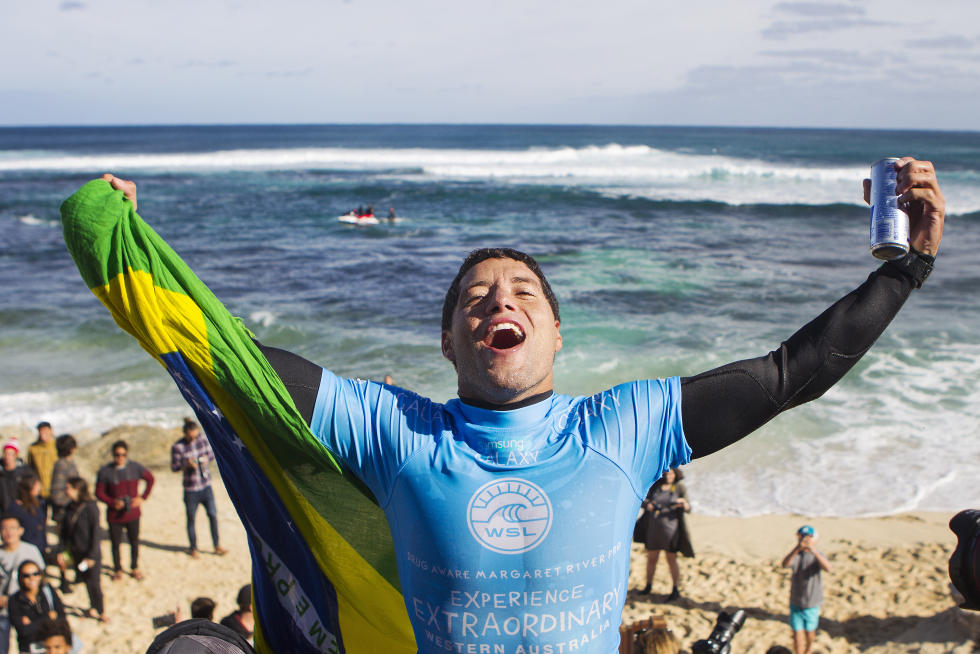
[236,584,252,609]
[441,248,560,332]
[37,616,72,647]
[112,439,129,453]
[191,596,216,620]
[1,514,22,528]
[36,421,51,431]
[56,434,77,458]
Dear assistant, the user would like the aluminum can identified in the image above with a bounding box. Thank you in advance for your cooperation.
[869,157,910,260]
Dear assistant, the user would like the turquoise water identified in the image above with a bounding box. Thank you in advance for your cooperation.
[1,124,978,516]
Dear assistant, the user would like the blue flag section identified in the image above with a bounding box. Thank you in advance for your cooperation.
[162,352,344,654]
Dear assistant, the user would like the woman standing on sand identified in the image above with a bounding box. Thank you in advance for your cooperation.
[639,468,694,601]
[57,477,107,622]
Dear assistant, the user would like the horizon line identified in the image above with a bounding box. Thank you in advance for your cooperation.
[1,121,977,135]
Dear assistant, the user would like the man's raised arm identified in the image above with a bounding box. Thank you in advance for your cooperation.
[101,174,324,425]
[82,175,416,653]
[680,158,946,458]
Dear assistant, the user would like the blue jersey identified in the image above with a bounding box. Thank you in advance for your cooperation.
[311,370,690,654]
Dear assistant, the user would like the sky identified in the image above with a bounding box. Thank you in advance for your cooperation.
[2,0,979,129]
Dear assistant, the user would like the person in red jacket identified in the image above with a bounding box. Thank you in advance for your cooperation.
[94,440,154,581]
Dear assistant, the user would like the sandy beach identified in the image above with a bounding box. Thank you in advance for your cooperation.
[623,512,974,653]
[1,423,975,654]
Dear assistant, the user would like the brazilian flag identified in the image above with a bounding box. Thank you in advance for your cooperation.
[61,179,416,654]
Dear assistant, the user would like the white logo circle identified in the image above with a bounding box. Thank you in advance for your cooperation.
[467,478,553,554]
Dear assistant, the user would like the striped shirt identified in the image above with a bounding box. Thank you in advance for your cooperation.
[170,435,215,492]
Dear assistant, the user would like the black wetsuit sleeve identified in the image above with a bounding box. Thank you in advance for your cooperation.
[680,260,922,459]
[256,343,322,425]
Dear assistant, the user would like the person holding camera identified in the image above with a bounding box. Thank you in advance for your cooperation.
[781,525,831,654]
[95,440,154,581]
[639,468,693,601]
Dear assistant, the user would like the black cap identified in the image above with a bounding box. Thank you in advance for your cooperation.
[146,619,255,654]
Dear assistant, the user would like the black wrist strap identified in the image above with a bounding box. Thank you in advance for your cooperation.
[884,248,935,289]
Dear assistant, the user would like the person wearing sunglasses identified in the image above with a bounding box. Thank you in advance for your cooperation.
[8,561,65,654]
[0,516,44,654]
[95,440,155,581]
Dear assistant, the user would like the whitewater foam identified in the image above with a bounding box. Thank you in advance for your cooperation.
[249,310,278,328]
[689,342,980,517]
[0,381,186,433]
[17,214,58,227]
[3,143,977,213]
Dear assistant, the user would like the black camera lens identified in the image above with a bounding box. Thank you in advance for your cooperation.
[691,609,746,654]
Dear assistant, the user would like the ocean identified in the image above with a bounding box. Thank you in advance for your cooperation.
[1,124,978,518]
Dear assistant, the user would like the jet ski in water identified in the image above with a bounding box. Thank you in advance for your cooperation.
[338,205,380,225]
[338,211,380,225]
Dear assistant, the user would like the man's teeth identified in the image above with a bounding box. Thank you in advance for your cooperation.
[489,323,524,338]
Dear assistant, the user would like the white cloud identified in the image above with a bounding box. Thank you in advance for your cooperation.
[773,2,865,17]
[0,0,978,129]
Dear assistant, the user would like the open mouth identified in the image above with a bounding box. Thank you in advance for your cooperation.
[485,322,526,350]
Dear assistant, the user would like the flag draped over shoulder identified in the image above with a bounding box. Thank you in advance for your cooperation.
[61,179,416,654]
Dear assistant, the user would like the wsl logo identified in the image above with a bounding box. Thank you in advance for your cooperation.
[467,478,553,554]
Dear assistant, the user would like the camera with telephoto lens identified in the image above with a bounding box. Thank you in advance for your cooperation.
[648,500,676,519]
[948,510,980,610]
[691,609,747,654]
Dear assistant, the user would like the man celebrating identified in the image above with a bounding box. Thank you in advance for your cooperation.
[96,162,943,654]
